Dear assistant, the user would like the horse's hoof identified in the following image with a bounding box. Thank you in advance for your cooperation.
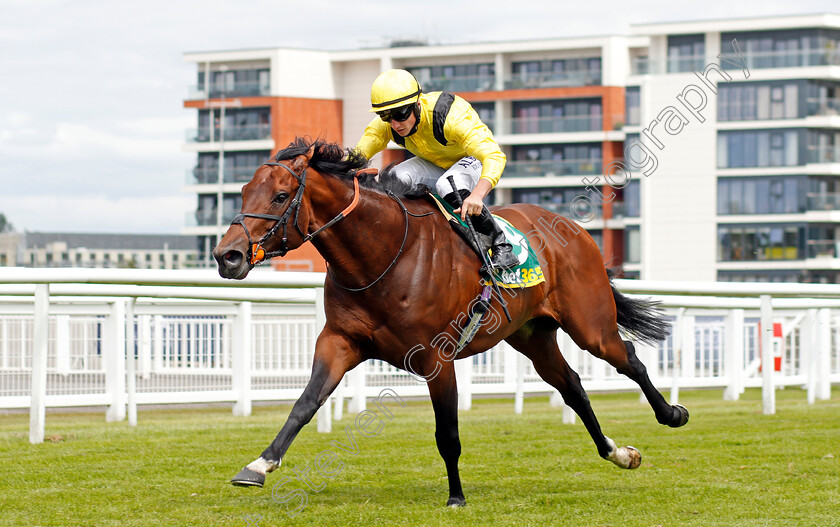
[446,497,466,508]
[231,468,265,487]
[625,446,642,469]
[669,404,689,428]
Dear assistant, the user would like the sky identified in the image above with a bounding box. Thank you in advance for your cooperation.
[1,0,838,234]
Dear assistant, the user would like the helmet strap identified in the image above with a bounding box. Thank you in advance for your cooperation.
[404,102,421,137]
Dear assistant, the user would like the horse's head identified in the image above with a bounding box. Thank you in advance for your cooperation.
[213,148,315,279]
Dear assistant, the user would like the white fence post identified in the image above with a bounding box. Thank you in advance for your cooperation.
[723,309,744,401]
[804,309,818,404]
[138,314,152,379]
[456,357,473,411]
[514,352,525,414]
[760,295,775,415]
[348,362,366,414]
[125,298,137,427]
[29,284,49,444]
[670,307,686,405]
[232,301,252,417]
[817,308,831,401]
[105,300,126,422]
[314,288,331,433]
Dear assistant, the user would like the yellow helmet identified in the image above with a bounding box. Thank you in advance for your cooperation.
[369,69,422,112]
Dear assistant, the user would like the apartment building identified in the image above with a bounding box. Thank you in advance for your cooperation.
[183,13,840,282]
[0,232,199,269]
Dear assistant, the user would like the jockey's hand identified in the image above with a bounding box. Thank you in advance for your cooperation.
[454,192,485,221]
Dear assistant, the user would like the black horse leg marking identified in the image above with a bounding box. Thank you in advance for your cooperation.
[427,365,465,507]
[232,335,360,487]
[617,341,689,428]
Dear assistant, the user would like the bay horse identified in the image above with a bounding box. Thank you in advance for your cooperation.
[213,138,688,507]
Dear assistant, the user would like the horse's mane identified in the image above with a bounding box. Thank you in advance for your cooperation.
[274,137,429,199]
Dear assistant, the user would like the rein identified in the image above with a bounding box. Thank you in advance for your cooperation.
[229,161,360,266]
[327,192,432,292]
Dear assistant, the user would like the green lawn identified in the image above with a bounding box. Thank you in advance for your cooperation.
[1,388,838,526]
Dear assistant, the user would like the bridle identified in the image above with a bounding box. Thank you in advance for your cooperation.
[228,159,433,292]
[229,161,360,266]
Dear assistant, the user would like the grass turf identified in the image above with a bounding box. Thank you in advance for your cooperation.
[1,388,838,526]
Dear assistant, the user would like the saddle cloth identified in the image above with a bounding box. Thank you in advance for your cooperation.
[427,193,545,289]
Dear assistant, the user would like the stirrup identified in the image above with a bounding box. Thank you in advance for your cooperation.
[481,244,518,273]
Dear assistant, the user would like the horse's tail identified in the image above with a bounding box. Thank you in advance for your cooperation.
[606,268,670,345]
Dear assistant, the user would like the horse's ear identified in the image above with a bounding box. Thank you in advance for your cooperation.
[291,146,316,173]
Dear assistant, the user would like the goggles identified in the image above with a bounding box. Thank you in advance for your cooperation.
[377,103,415,123]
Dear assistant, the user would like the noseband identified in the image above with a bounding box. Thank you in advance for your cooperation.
[229,161,359,265]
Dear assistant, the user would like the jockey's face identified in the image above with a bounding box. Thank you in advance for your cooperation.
[377,103,417,137]
[390,111,416,137]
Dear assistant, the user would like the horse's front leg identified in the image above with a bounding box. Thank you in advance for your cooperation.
[231,331,361,486]
[428,362,466,507]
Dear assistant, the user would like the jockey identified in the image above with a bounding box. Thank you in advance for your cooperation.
[354,69,518,271]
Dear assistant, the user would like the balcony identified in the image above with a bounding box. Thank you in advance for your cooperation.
[505,159,602,177]
[630,57,653,75]
[667,55,706,73]
[188,81,271,99]
[416,74,495,93]
[186,166,260,185]
[807,240,839,259]
[503,114,606,135]
[807,98,840,118]
[807,193,840,211]
[186,124,272,143]
[503,69,601,90]
[719,48,840,70]
[528,200,603,219]
[185,209,238,227]
[806,145,840,164]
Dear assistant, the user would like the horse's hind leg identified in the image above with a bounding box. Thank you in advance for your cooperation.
[506,327,641,469]
[616,340,688,427]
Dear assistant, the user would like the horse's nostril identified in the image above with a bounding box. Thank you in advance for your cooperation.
[223,250,242,267]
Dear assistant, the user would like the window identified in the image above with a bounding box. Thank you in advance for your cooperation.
[717,224,803,261]
[508,58,601,88]
[718,130,801,168]
[719,81,803,121]
[511,98,602,133]
[718,176,806,215]
[624,227,640,263]
[407,63,495,92]
[721,29,840,70]
[667,34,705,73]
[625,86,640,126]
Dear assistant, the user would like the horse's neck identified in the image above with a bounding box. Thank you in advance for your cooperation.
[308,177,409,285]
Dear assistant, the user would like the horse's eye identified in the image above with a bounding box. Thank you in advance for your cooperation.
[273,192,288,204]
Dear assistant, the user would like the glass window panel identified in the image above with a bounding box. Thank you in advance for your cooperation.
[756,86,771,119]
[717,180,729,214]
[784,84,799,118]
[744,180,757,213]
[784,131,799,165]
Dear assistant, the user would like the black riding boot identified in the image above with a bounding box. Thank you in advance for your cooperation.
[442,190,519,271]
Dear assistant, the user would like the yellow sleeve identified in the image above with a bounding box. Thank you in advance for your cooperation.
[444,98,506,188]
[354,117,392,160]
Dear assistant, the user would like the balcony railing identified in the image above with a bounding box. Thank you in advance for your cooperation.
[186,166,260,185]
[505,159,602,177]
[807,193,840,211]
[807,240,839,259]
[719,48,840,70]
[806,97,840,117]
[185,210,239,227]
[806,145,840,164]
[667,55,706,73]
[188,81,271,99]
[503,114,605,134]
[186,124,272,143]
[630,57,653,75]
[415,75,495,93]
[526,200,603,219]
[503,70,601,89]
